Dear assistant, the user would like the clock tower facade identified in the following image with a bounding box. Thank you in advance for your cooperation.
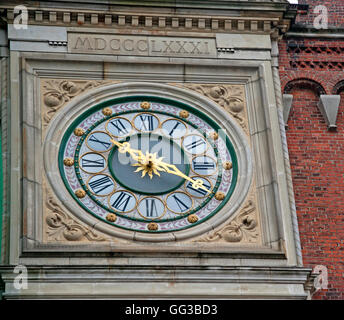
[0,0,315,299]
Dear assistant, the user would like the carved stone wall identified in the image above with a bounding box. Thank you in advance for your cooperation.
[43,176,109,243]
[41,79,259,245]
[41,79,114,138]
[194,182,261,245]
[170,83,261,245]
[0,0,315,300]
[4,5,289,35]
[171,83,248,135]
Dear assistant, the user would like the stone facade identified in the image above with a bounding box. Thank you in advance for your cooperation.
[0,0,318,299]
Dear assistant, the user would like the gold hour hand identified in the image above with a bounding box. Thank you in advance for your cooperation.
[189,178,210,193]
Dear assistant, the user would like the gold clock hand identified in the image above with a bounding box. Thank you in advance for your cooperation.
[157,160,211,194]
[111,138,210,193]
[110,139,145,163]
[111,138,160,179]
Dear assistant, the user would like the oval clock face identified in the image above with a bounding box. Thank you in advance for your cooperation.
[59,97,237,233]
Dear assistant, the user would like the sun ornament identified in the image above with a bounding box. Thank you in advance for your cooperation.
[132,152,165,179]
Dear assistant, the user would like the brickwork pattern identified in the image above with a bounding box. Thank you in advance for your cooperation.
[297,0,344,28]
[279,3,344,298]
[279,39,344,94]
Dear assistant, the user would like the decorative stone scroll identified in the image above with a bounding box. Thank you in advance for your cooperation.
[41,79,113,135]
[43,179,109,243]
[192,174,261,245]
[196,196,260,244]
[170,83,248,134]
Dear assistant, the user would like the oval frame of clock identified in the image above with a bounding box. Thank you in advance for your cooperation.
[44,82,253,242]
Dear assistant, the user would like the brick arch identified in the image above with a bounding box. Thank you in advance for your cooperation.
[283,78,326,96]
[333,80,344,94]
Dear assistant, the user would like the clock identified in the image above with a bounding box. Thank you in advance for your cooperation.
[59,96,237,233]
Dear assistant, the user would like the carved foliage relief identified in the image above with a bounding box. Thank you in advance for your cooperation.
[43,179,109,242]
[195,195,260,244]
[41,79,113,135]
[170,83,248,134]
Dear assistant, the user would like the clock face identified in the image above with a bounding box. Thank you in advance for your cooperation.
[59,97,237,233]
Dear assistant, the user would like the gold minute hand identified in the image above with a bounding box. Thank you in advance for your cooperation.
[158,160,211,194]
[110,139,145,163]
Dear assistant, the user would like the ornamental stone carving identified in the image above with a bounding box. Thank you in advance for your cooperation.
[196,197,259,244]
[41,79,113,131]
[171,83,248,134]
[44,181,109,242]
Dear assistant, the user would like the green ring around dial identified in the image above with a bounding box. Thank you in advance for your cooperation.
[72,110,220,224]
[58,95,238,233]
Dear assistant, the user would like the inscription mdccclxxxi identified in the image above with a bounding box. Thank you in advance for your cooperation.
[68,34,217,58]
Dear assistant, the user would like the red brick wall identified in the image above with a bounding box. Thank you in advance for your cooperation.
[297,0,344,28]
[283,86,344,300]
[279,2,344,299]
[279,39,344,93]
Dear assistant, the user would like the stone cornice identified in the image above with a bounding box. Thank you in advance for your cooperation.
[0,265,314,299]
[0,0,292,12]
[0,1,295,35]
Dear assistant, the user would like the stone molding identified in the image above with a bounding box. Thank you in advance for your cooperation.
[272,40,302,266]
[0,56,9,264]
[2,7,289,35]
[0,265,314,300]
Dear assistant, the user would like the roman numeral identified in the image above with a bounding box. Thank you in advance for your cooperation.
[110,119,129,135]
[88,176,113,194]
[81,158,105,168]
[186,181,211,196]
[111,192,133,212]
[171,194,190,212]
[185,137,206,150]
[88,135,111,149]
[139,115,154,131]
[145,199,158,217]
[168,122,181,136]
[192,160,215,171]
